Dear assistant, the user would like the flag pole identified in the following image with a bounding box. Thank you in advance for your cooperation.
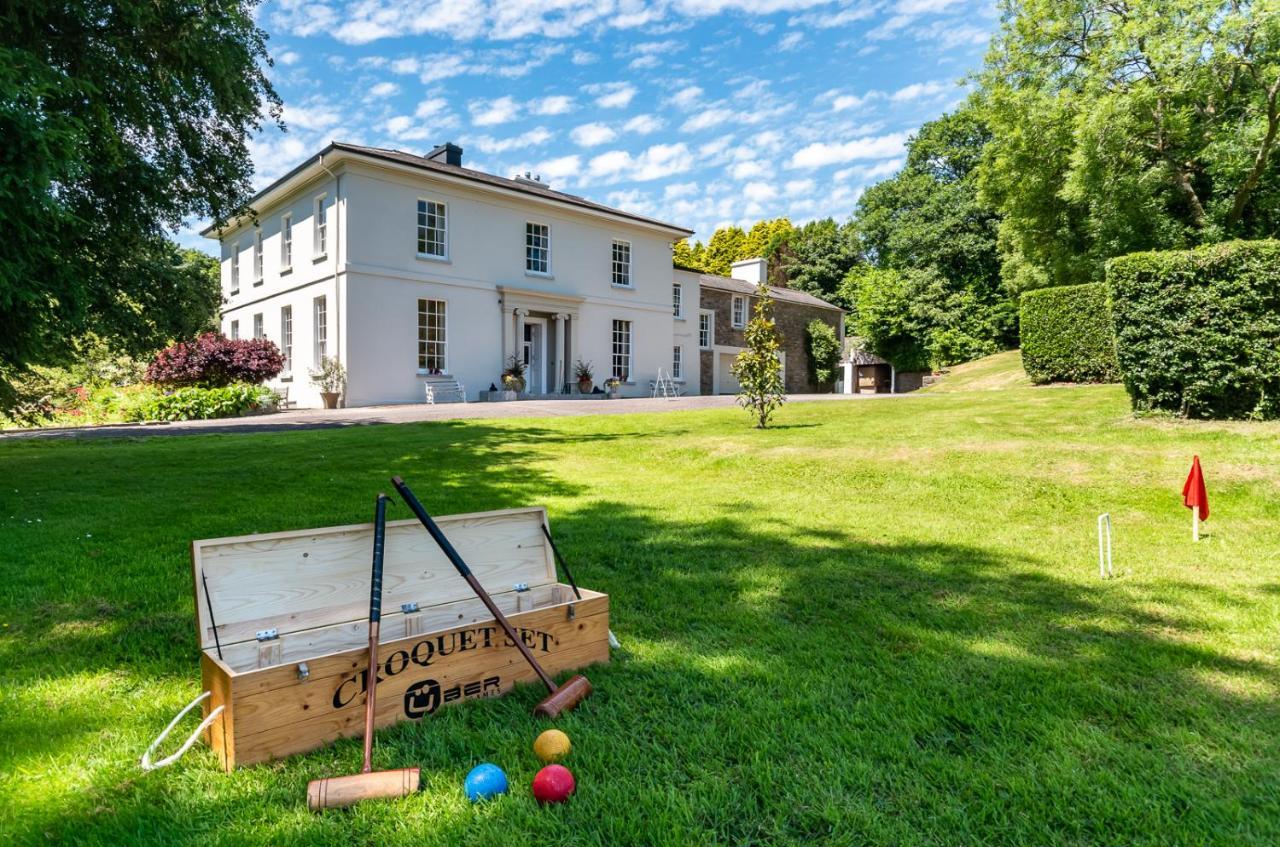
[1192,507,1199,542]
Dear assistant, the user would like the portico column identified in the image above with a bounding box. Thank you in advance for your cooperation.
[513,309,526,377]
[501,304,514,364]
[554,313,567,393]
[569,315,581,391]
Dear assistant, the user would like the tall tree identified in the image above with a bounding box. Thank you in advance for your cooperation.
[978,0,1280,289]
[702,226,748,276]
[0,1,280,373]
[776,218,861,304]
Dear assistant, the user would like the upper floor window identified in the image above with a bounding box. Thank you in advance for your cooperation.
[229,244,239,294]
[699,311,713,349]
[314,195,328,258]
[526,222,550,274]
[417,299,447,372]
[281,213,293,271]
[253,312,264,339]
[612,240,632,287]
[672,283,683,318]
[731,295,747,328]
[253,230,263,284]
[417,200,447,259]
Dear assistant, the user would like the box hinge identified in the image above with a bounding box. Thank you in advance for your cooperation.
[401,602,424,638]
[255,628,279,642]
[256,629,281,669]
[513,582,530,592]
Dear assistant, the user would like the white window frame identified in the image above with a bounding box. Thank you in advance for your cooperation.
[416,199,448,260]
[253,312,264,339]
[417,298,447,373]
[313,296,327,367]
[672,345,684,381]
[611,319,633,383]
[525,221,551,276]
[313,194,328,259]
[280,213,293,273]
[672,282,684,318]
[731,295,747,328]
[611,239,632,288]
[229,319,239,340]
[229,244,239,295]
[699,310,714,349]
[253,229,263,284]
[280,305,293,377]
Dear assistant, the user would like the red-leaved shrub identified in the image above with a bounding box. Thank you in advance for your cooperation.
[146,333,284,387]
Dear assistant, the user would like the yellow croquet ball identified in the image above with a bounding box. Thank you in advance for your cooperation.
[533,729,572,763]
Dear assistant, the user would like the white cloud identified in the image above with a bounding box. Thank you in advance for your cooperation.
[585,143,694,184]
[680,108,735,133]
[530,95,575,115]
[586,82,638,109]
[531,154,583,181]
[415,97,450,120]
[369,81,400,98]
[571,50,597,65]
[743,181,777,202]
[277,50,301,66]
[570,122,618,147]
[468,128,554,154]
[788,131,911,168]
[779,31,804,51]
[784,178,816,196]
[281,102,340,132]
[889,79,951,102]
[730,160,767,180]
[664,181,698,199]
[469,95,520,126]
[630,55,662,69]
[624,114,665,134]
[670,85,704,110]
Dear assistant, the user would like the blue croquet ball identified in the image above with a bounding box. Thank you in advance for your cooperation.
[464,763,509,802]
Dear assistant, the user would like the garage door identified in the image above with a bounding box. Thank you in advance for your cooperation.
[717,352,740,394]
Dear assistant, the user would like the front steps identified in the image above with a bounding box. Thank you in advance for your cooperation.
[424,375,467,404]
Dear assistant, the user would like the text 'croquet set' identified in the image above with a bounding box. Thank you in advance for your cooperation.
[187,491,609,771]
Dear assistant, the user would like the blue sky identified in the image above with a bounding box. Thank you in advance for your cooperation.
[186,0,996,251]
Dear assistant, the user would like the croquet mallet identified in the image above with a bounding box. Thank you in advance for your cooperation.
[391,476,593,718]
[307,493,421,811]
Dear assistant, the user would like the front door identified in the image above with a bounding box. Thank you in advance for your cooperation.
[522,320,546,394]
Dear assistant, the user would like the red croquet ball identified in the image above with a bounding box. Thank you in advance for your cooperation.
[531,764,576,804]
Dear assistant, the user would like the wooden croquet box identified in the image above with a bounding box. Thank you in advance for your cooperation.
[192,507,609,770]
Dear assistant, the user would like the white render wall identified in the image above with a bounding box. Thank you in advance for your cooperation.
[216,155,693,406]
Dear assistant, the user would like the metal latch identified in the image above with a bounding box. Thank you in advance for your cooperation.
[255,628,279,642]
[513,582,530,592]
[401,602,420,614]
[566,603,576,621]
[296,662,310,681]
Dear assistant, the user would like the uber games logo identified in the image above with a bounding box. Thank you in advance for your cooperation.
[404,676,501,718]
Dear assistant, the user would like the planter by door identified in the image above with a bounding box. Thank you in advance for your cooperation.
[578,379,592,394]
[320,392,340,409]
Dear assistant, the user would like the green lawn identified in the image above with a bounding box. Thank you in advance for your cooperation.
[2,370,1279,845]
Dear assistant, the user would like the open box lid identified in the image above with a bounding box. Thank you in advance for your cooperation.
[191,506,557,652]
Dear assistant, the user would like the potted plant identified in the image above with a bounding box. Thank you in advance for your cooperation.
[500,355,526,400]
[604,376,622,399]
[309,356,346,409]
[574,359,594,394]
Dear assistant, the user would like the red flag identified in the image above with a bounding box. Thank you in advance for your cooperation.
[1182,456,1209,521]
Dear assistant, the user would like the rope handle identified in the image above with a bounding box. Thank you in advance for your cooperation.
[140,691,224,771]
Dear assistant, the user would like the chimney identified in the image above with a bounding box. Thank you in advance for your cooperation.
[730,257,767,285]
[426,142,463,166]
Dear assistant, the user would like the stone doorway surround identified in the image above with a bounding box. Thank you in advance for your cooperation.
[497,285,584,395]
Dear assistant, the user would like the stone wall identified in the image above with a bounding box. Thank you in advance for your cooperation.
[699,285,842,394]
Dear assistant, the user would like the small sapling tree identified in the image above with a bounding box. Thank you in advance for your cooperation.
[732,284,786,428]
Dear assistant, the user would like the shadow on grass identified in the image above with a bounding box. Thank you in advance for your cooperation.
[4,431,1279,845]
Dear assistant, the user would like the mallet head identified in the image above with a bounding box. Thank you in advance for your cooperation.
[307,767,421,812]
[534,675,592,719]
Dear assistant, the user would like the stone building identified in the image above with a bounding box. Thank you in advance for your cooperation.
[673,258,844,396]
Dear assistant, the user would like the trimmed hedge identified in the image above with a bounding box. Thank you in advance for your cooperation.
[1019,283,1120,383]
[1108,240,1280,420]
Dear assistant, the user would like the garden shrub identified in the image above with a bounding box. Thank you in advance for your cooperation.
[146,333,283,387]
[806,319,841,387]
[1019,283,1120,384]
[129,383,276,422]
[1108,240,1280,420]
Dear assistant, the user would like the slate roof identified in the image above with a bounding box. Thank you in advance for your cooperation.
[694,273,844,312]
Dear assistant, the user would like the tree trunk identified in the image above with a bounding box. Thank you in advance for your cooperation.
[1225,78,1280,232]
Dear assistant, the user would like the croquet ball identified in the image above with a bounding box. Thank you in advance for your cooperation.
[531,764,575,804]
[464,763,508,802]
[533,729,572,763]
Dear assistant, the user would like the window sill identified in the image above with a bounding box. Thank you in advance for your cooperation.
[230,290,240,297]
[525,270,554,279]
[674,315,686,321]
[253,280,263,287]
[281,266,292,276]
[731,324,745,330]
[280,374,293,383]
[313,253,328,263]
[611,283,634,290]
[416,253,450,264]
[415,370,449,377]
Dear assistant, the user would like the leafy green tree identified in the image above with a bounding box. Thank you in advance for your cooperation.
[777,218,861,304]
[805,319,841,388]
[673,238,706,271]
[0,0,280,375]
[702,226,747,276]
[732,285,786,428]
[977,0,1280,289]
[843,267,930,372]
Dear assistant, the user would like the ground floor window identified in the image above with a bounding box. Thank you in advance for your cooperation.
[418,298,446,373]
[229,320,239,340]
[280,306,293,374]
[611,319,632,382]
[672,345,683,379]
[313,296,327,366]
[253,312,264,339]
